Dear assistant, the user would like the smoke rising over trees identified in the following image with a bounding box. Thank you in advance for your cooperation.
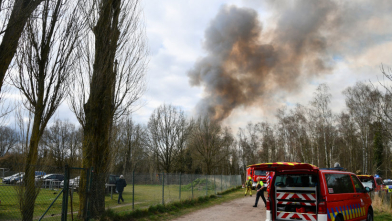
[188,2,392,122]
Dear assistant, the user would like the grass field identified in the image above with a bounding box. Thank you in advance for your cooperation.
[375,211,392,221]
[101,187,245,221]
[0,179,234,220]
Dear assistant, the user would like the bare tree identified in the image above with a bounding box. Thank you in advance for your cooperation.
[10,0,80,218]
[40,119,79,168]
[68,0,148,216]
[237,123,259,175]
[146,104,192,173]
[343,82,376,174]
[310,84,333,167]
[335,111,358,172]
[260,122,275,162]
[189,116,231,175]
[372,66,392,139]
[275,107,290,161]
[0,0,45,92]
[109,117,147,175]
[0,126,19,157]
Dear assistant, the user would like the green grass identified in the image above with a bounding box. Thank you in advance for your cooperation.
[98,187,243,221]
[0,181,237,220]
[375,211,392,221]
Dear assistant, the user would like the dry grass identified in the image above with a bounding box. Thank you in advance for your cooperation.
[372,192,392,215]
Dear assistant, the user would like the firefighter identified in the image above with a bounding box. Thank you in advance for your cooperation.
[245,176,253,196]
[253,177,266,207]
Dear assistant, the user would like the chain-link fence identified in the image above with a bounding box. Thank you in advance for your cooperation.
[105,172,241,213]
[0,165,242,220]
[0,164,66,220]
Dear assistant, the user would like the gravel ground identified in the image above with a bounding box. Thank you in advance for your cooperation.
[172,194,267,221]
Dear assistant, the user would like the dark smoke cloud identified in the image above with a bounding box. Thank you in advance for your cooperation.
[188,1,392,121]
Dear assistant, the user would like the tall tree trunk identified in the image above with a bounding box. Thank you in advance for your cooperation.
[79,0,120,217]
[21,92,45,220]
[0,0,42,91]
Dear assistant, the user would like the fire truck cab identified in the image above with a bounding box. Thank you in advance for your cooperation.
[247,162,373,221]
[246,166,270,189]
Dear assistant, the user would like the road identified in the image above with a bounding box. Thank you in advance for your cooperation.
[172,194,267,221]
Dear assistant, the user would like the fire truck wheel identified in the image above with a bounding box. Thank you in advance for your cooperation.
[367,210,373,221]
[334,216,343,221]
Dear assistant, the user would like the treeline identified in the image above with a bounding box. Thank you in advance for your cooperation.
[2,74,392,180]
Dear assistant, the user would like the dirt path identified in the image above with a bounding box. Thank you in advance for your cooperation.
[172,195,266,221]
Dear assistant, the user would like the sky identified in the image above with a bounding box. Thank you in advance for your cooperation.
[5,0,392,132]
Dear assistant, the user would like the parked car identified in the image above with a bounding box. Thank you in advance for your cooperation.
[60,176,80,189]
[384,179,392,193]
[14,171,46,185]
[106,174,119,193]
[2,172,23,184]
[3,171,46,184]
[36,174,64,182]
[37,174,64,188]
[358,175,385,192]
[383,179,392,185]
[10,173,24,184]
[247,162,373,221]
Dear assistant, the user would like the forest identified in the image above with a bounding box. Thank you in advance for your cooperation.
[1,78,392,181]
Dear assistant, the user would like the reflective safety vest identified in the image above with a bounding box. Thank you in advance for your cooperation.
[257,181,264,189]
[246,179,253,187]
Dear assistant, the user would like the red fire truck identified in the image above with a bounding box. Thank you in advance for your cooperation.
[246,164,274,190]
[247,162,373,221]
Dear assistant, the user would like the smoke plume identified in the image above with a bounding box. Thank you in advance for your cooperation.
[188,1,392,121]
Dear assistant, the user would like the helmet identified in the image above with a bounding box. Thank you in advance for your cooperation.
[248,177,252,180]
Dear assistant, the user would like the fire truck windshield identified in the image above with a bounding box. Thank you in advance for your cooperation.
[255,170,267,176]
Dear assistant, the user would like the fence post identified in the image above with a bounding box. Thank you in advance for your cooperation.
[221,174,222,192]
[86,167,93,221]
[111,185,113,199]
[83,168,90,220]
[205,175,208,196]
[214,174,216,195]
[191,174,193,199]
[132,170,135,211]
[162,171,165,205]
[61,165,69,221]
[179,172,181,201]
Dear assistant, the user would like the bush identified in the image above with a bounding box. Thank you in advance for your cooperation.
[148,205,158,213]
[156,204,166,213]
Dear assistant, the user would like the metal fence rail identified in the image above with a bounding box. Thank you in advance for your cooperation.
[0,164,242,220]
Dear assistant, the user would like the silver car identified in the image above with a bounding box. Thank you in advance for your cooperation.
[60,176,80,188]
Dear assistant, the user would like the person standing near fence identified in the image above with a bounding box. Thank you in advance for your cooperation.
[245,176,253,196]
[116,175,127,204]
